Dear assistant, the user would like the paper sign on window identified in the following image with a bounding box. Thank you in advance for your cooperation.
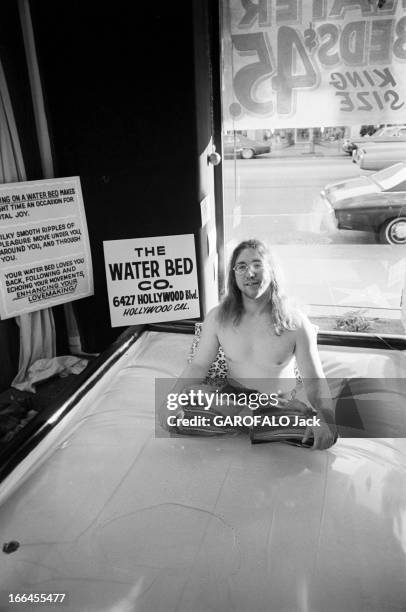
[0,176,93,319]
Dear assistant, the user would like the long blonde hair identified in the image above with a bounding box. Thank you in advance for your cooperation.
[218,239,298,335]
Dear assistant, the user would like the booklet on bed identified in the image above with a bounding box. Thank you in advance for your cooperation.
[249,408,314,447]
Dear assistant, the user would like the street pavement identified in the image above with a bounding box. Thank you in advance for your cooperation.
[223,154,372,243]
[222,154,406,316]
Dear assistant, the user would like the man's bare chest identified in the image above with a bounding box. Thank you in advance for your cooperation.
[218,320,295,366]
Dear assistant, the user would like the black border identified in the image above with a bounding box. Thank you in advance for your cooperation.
[148,320,406,350]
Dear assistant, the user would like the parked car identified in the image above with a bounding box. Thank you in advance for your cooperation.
[223,134,271,159]
[320,162,406,244]
[352,140,406,170]
[342,125,406,155]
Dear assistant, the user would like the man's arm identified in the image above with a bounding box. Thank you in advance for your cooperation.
[178,306,221,386]
[158,307,221,430]
[294,314,337,450]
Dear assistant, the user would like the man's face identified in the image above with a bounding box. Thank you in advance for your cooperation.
[233,248,271,300]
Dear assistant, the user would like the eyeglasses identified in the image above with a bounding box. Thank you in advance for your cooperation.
[233,261,264,275]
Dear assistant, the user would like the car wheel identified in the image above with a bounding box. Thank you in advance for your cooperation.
[241,148,254,159]
[379,217,406,244]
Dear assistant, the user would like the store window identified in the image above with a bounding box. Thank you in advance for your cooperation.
[220,0,406,338]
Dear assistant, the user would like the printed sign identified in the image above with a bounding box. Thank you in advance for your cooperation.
[223,0,406,128]
[103,234,200,326]
[0,176,93,319]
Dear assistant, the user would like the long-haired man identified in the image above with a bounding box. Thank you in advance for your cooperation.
[171,239,337,449]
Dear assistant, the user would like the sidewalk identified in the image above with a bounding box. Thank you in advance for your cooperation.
[271,141,346,158]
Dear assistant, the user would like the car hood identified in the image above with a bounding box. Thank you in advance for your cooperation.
[321,176,380,205]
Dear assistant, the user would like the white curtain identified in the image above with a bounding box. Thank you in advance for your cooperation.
[0,57,56,387]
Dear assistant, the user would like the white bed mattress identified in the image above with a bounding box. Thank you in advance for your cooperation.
[0,331,405,612]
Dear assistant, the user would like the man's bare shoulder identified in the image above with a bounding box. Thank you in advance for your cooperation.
[205,304,221,320]
[201,305,221,334]
[292,311,318,343]
[292,310,318,336]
